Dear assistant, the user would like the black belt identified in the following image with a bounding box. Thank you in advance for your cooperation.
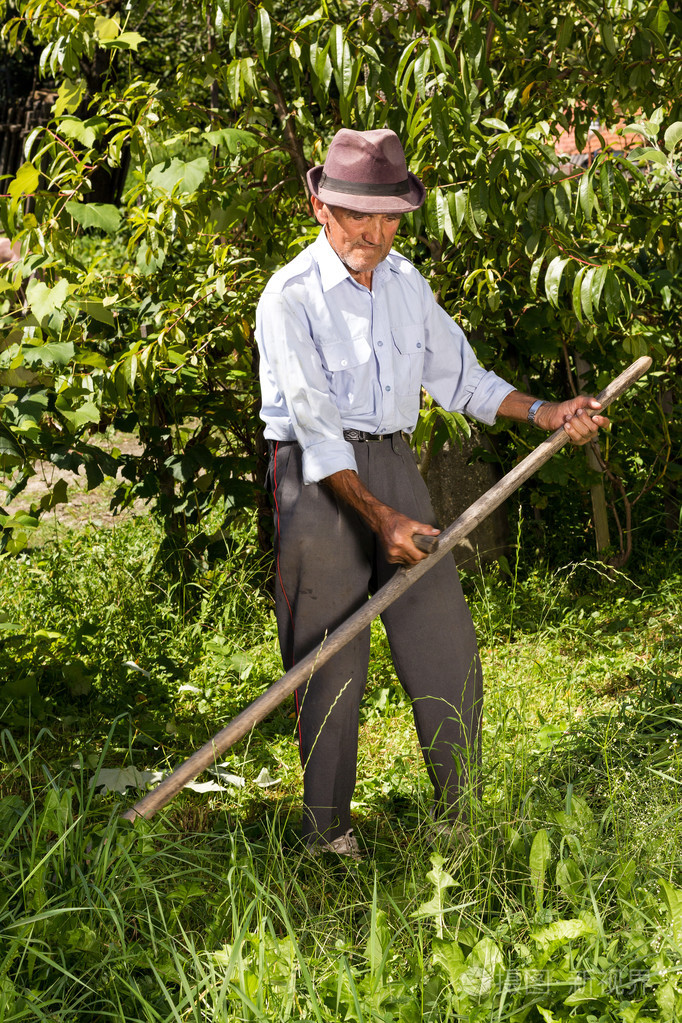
[267,431,408,455]
[343,429,407,443]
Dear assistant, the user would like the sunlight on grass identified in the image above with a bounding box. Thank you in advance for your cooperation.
[1,518,681,1020]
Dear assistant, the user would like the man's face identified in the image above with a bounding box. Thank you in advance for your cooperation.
[311,198,401,281]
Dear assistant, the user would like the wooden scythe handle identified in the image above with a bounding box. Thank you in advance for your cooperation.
[122,356,652,822]
[412,533,440,554]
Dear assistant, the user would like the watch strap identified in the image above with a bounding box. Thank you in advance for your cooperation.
[527,399,546,426]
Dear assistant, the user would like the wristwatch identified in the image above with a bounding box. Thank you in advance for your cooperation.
[527,399,546,426]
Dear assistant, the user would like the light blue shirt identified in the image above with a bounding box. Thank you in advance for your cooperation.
[256,229,514,484]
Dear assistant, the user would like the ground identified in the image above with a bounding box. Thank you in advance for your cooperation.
[6,431,145,530]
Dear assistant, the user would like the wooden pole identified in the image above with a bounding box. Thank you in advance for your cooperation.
[122,356,651,822]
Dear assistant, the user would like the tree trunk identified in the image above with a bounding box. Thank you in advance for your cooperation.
[575,354,611,553]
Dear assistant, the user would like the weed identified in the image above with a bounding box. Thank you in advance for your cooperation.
[1,517,681,1020]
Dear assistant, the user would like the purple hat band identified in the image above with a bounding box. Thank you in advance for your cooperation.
[307,128,425,214]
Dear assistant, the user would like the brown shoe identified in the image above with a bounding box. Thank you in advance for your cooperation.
[307,829,364,861]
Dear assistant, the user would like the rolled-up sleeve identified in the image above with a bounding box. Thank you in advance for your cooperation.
[256,290,358,483]
[420,286,514,424]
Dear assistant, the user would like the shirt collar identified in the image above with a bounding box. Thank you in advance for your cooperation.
[312,228,400,292]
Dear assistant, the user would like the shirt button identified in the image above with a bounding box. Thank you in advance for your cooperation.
[416,342,422,348]
[341,360,348,367]
[377,340,383,347]
[385,385,391,392]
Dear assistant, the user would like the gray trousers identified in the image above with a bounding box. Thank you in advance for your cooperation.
[269,434,482,843]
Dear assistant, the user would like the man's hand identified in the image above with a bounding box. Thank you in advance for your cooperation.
[534,396,609,444]
[373,505,440,565]
[322,469,440,566]
[498,391,610,445]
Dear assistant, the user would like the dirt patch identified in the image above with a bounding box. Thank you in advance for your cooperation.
[4,433,147,528]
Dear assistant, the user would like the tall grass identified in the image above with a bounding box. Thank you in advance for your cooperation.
[1,516,682,1021]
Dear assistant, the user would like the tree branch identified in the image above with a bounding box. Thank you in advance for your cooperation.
[269,78,310,196]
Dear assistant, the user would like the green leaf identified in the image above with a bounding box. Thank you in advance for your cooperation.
[530,255,544,297]
[330,27,353,99]
[109,31,145,51]
[365,901,390,976]
[556,858,583,904]
[464,189,481,238]
[631,146,668,165]
[8,163,39,202]
[59,116,97,148]
[591,264,608,310]
[468,937,505,974]
[581,265,596,321]
[12,389,49,425]
[94,16,119,40]
[556,14,573,52]
[225,58,241,105]
[80,300,115,326]
[429,36,449,74]
[544,256,569,307]
[41,477,69,512]
[612,167,629,206]
[572,265,588,324]
[26,279,71,325]
[6,511,39,529]
[295,9,323,30]
[0,433,22,458]
[396,37,422,89]
[311,42,332,95]
[663,122,682,153]
[603,269,621,323]
[65,201,122,233]
[481,118,509,132]
[255,7,272,63]
[147,157,210,193]
[660,881,682,948]
[565,979,607,1006]
[53,79,85,118]
[529,828,551,910]
[60,401,101,429]
[426,187,447,241]
[22,340,76,367]
[553,181,571,226]
[449,189,466,228]
[616,261,649,291]
[599,163,613,216]
[527,191,544,230]
[601,20,616,55]
[412,853,460,937]
[432,938,466,985]
[203,127,260,152]
[622,121,655,140]
[532,917,596,950]
[76,350,109,369]
[578,172,595,219]
[413,49,430,102]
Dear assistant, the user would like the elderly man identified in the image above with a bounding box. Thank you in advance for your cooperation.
[255,128,606,859]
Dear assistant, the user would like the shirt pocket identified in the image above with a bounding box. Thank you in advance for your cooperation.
[318,335,373,412]
[391,325,425,396]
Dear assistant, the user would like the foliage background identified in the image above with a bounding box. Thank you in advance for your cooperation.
[1,0,681,570]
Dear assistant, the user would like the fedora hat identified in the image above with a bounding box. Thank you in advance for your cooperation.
[307,128,425,214]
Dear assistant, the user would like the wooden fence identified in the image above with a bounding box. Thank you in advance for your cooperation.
[0,89,56,182]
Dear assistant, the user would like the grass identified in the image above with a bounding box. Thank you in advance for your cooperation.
[1,511,682,1021]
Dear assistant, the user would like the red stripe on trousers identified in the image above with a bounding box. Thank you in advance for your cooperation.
[272,441,304,763]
